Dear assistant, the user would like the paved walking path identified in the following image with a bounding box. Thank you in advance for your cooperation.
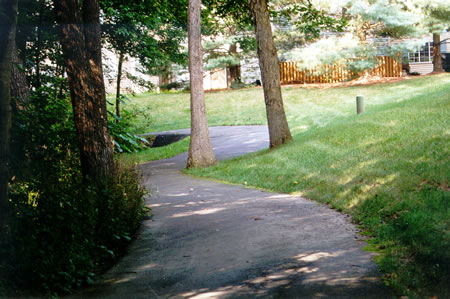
[79,126,391,298]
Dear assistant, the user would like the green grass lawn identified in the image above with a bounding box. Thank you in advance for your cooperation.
[125,74,450,296]
[126,74,448,136]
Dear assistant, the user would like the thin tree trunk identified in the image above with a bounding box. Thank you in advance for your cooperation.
[248,0,292,148]
[186,0,216,168]
[34,0,44,89]
[55,0,113,181]
[116,52,124,119]
[228,43,240,85]
[0,0,18,233]
[433,33,443,73]
[58,66,65,99]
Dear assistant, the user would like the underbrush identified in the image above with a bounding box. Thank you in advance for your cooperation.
[0,84,147,295]
[187,78,450,296]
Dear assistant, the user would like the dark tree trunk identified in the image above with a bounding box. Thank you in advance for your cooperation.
[248,0,292,148]
[186,0,216,168]
[11,43,29,106]
[55,0,114,181]
[116,52,124,119]
[34,0,45,89]
[0,0,18,233]
[433,33,443,73]
[228,43,240,85]
[82,0,107,99]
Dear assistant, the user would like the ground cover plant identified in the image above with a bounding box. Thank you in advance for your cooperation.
[125,74,449,296]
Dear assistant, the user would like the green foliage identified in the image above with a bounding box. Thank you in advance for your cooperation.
[272,0,347,40]
[108,97,150,153]
[101,0,187,74]
[5,82,147,295]
[15,0,63,87]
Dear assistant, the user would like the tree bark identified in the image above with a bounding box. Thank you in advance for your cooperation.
[10,43,29,106]
[186,0,216,168]
[248,0,292,148]
[0,0,18,233]
[55,0,114,181]
[432,33,443,73]
[116,52,124,119]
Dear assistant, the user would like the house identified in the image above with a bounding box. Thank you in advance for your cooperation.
[406,32,450,75]
[102,48,161,94]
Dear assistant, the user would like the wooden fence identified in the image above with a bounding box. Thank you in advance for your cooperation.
[279,56,402,84]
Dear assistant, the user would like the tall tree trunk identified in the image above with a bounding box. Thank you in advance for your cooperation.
[433,33,443,73]
[186,0,216,168]
[0,0,18,233]
[82,0,107,100]
[55,0,113,181]
[116,52,124,119]
[11,43,29,107]
[248,0,292,148]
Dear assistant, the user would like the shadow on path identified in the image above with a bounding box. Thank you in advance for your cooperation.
[77,126,391,298]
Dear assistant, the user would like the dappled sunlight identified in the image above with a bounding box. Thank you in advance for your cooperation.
[173,200,220,208]
[136,263,157,271]
[265,194,294,200]
[183,285,249,299]
[148,202,171,208]
[166,192,190,197]
[170,207,226,218]
[294,251,339,262]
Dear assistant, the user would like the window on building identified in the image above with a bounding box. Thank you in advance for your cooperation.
[408,42,433,63]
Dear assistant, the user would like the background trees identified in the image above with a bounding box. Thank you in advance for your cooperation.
[101,0,187,117]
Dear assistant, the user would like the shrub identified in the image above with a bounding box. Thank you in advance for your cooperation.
[3,80,147,295]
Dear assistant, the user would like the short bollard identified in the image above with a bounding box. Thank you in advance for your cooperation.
[356,95,365,114]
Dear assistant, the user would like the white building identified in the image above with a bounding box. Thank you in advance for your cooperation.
[406,32,450,75]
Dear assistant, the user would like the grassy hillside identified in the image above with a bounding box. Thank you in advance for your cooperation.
[186,75,450,296]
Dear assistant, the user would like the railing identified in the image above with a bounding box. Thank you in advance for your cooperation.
[280,56,402,84]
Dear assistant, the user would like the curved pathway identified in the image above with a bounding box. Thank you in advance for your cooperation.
[79,126,391,298]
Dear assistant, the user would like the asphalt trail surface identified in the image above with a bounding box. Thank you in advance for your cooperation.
[78,126,391,298]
